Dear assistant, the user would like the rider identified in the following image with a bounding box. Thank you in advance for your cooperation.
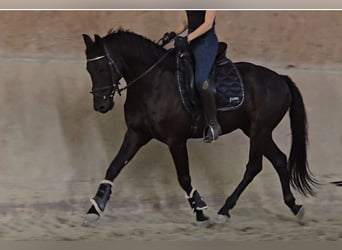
[162,10,221,143]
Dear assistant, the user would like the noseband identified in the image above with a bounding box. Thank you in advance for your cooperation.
[87,41,174,99]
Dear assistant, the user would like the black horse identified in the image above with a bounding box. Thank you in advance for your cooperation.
[82,29,317,224]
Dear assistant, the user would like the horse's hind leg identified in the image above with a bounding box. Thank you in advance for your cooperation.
[169,143,209,222]
[218,133,264,218]
[84,129,151,224]
[263,138,304,217]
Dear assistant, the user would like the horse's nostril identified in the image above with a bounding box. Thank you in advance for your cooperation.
[99,105,106,111]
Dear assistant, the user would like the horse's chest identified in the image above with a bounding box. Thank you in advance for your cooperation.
[125,103,160,130]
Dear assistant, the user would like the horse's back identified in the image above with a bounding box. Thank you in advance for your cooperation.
[235,61,291,97]
[235,62,286,84]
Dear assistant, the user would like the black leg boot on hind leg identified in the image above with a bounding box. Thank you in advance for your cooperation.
[198,80,222,143]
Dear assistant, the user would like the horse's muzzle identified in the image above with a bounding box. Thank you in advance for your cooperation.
[94,100,114,113]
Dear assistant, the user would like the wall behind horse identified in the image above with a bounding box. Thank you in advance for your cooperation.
[0,11,341,69]
[0,11,341,211]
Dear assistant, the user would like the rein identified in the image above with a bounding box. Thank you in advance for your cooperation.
[87,41,174,96]
[121,48,173,90]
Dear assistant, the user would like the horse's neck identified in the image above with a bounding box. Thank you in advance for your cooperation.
[122,53,150,82]
[119,43,162,83]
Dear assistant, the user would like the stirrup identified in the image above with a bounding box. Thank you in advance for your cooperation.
[203,122,221,143]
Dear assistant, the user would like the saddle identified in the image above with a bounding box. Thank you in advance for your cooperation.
[176,42,245,136]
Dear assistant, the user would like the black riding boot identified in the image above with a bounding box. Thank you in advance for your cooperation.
[198,80,222,143]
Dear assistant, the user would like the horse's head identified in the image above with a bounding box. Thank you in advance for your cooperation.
[82,34,122,113]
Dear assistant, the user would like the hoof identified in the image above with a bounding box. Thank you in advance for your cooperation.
[195,210,209,222]
[83,205,101,225]
[194,219,214,228]
[215,214,230,224]
[83,213,100,226]
[296,206,305,225]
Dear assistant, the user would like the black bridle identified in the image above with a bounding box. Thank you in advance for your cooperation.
[87,41,173,99]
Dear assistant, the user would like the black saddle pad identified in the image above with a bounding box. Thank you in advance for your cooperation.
[212,58,244,111]
[175,48,244,115]
[175,46,245,136]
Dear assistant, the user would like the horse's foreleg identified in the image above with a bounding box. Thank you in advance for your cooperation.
[169,143,209,222]
[218,135,263,218]
[84,129,150,224]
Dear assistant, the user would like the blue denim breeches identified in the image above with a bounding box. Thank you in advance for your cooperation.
[189,27,218,88]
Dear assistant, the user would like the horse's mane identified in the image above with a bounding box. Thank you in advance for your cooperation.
[103,28,170,61]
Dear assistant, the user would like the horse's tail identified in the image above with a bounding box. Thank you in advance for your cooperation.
[284,75,318,196]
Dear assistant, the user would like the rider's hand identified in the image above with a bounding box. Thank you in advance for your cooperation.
[174,36,189,49]
[161,31,176,46]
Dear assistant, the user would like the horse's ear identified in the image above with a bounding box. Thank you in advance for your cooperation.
[94,34,101,43]
[82,34,93,48]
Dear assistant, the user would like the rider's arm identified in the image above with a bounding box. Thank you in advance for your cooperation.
[187,11,216,42]
[175,12,188,35]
